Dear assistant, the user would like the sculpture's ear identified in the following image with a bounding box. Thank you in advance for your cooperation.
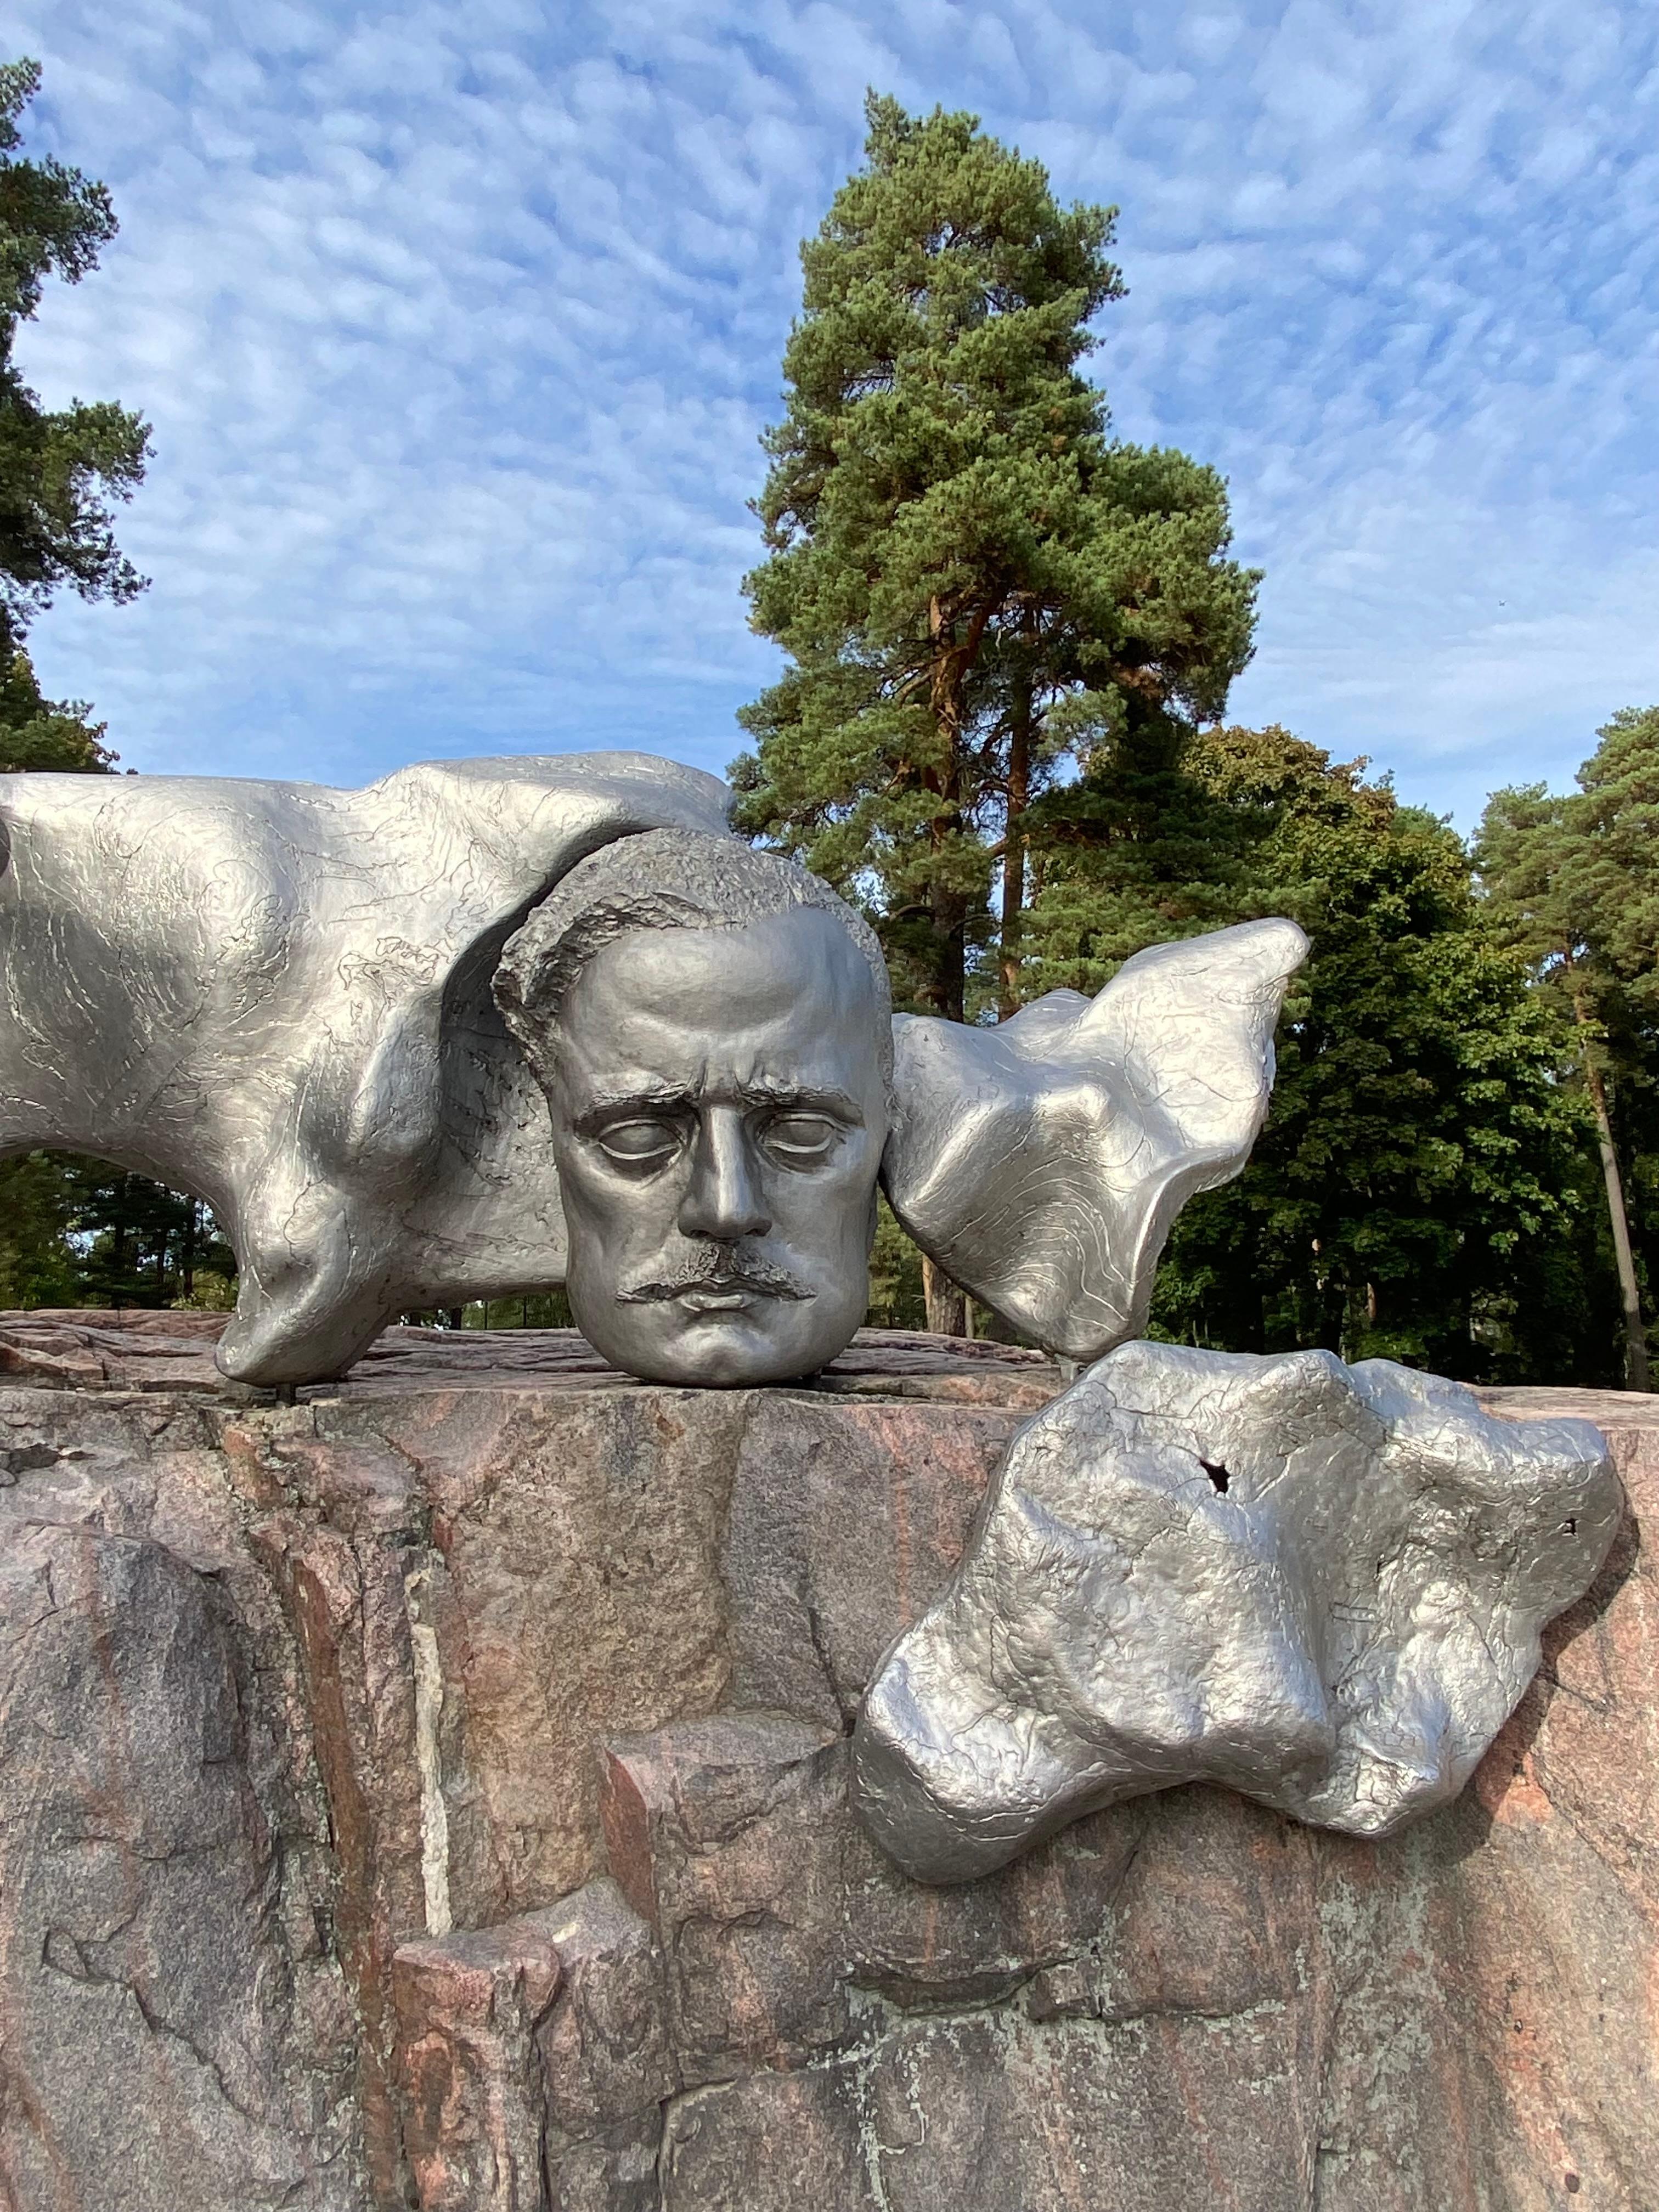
[881,919,1308,1361]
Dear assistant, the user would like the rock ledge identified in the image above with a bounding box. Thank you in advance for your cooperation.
[0,1322,1652,2210]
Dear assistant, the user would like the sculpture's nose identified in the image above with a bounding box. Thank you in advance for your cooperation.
[678,1107,772,1243]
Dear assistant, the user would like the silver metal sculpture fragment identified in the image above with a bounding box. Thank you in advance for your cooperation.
[852,1341,1620,1883]
[884,921,1308,1361]
[1,754,1306,1387]
[0,754,731,1381]
[493,835,1304,1386]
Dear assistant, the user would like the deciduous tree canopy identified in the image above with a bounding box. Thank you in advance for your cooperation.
[1139,727,1604,1383]
[1475,707,1659,1387]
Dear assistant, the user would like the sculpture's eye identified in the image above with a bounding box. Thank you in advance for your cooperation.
[758,1113,841,1167]
[595,1118,682,1169]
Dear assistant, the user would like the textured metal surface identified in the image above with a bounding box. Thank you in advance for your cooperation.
[883,920,1308,1362]
[2,751,1304,1389]
[853,1341,1621,1882]
[0,754,731,1382]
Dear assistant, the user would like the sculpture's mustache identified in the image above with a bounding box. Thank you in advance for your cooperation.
[616,1251,815,1304]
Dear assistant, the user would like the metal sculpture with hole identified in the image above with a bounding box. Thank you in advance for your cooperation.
[852,1341,1619,1881]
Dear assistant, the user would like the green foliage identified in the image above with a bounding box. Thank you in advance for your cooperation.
[1570,706,1659,1015]
[0,67,126,772]
[0,59,117,319]
[0,1153,235,1310]
[1026,724,1602,1381]
[456,1293,576,1330]
[0,58,150,662]
[1476,706,1659,1032]
[1011,712,1258,995]
[866,1195,927,1328]
[0,1151,78,1306]
[0,640,114,769]
[734,93,1256,1018]
[1474,707,1659,1382]
[63,1163,235,1308]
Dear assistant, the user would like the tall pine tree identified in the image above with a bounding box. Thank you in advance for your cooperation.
[0,58,139,771]
[0,57,149,668]
[734,95,1256,1027]
[735,95,1256,1328]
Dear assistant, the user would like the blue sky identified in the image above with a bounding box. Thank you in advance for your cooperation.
[10,0,1658,825]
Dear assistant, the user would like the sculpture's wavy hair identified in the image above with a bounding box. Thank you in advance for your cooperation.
[494,828,894,1081]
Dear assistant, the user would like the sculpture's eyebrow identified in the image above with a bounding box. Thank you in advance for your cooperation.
[733,1079,864,1121]
[571,1084,696,1132]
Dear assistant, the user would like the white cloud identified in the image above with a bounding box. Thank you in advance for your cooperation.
[5,0,1656,822]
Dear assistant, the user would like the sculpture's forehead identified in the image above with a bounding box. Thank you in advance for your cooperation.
[557,909,886,1091]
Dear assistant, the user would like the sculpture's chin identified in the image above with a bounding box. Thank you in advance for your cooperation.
[580,1302,858,1389]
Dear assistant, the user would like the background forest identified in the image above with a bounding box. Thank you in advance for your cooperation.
[2,74,1654,1387]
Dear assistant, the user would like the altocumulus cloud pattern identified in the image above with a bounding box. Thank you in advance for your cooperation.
[10,0,1659,820]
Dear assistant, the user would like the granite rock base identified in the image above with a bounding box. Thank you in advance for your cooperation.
[0,1314,1651,2210]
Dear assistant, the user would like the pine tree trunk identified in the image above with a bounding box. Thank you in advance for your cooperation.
[921,595,963,1318]
[926,596,975,1024]
[922,1254,967,1338]
[932,883,966,1024]
[999,673,1031,1020]
[1580,1046,1650,1390]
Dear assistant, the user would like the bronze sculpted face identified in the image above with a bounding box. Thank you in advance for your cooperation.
[495,831,891,1385]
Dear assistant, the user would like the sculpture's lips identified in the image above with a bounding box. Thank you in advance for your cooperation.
[617,1260,814,1307]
